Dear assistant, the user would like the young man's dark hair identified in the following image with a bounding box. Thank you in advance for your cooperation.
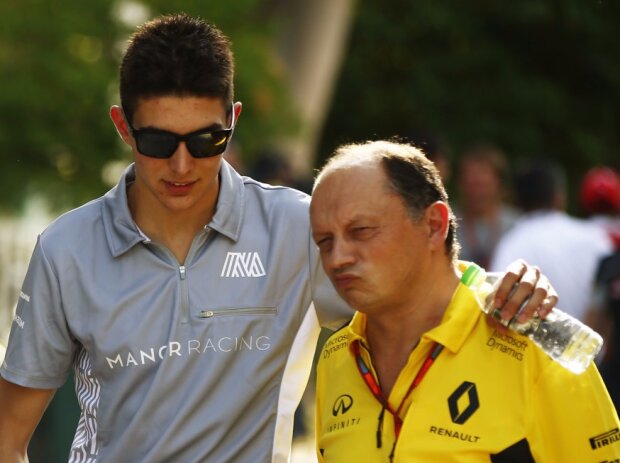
[120,13,235,123]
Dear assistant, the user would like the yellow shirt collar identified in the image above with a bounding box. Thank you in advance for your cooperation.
[345,261,486,355]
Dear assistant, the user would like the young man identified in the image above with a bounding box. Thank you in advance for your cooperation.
[0,14,556,463]
[310,140,620,462]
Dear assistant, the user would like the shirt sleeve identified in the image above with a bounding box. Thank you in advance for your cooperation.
[0,236,77,389]
[528,360,620,461]
[308,235,353,330]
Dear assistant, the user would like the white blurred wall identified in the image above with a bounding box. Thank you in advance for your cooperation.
[0,207,51,344]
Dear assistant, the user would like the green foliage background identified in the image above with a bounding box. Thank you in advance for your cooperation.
[319,0,620,212]
[2,0,619,215]
[0,0,297,214]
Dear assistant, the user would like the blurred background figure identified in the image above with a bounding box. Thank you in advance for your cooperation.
[580,165,620,409]
[580,165,620,248]
[589,251,620,410]
[250,148,313,193]
[490,160,613,322]
[224,140,247,176]
[454,143,519,268]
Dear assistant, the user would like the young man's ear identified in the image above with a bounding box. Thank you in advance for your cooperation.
[426,201,450,250]
[109,105,132,145]
[232,101,242,127]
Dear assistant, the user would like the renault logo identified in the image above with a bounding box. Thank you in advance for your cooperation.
[447,381,479,424]
[332,394,354,416]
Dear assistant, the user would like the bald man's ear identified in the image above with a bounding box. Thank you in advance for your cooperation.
[426,201,450,250]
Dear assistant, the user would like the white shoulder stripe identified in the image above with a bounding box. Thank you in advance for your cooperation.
[271,304,321,463]
[69,348,101,462]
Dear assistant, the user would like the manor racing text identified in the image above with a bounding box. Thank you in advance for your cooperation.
[106,336,271,369]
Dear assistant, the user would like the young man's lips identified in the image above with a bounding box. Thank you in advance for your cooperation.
[164,180,197,193]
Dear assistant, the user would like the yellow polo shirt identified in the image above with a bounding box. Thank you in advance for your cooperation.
[316,265,620,462]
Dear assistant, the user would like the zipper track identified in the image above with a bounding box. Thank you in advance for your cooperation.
[199,307,277,318]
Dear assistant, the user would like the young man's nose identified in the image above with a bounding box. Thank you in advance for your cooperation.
[169,142,194,173]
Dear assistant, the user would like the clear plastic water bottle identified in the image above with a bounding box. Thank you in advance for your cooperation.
[464,265,603,375]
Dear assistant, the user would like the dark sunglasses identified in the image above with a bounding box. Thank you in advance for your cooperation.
[124,105,235,159]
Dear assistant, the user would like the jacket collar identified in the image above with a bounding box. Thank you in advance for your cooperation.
[101,160,245,257]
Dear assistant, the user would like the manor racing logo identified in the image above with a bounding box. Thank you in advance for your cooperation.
[105,336,271,369]
[486,330,527,361]
[221,252,266,277]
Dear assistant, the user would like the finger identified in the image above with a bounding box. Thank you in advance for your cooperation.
[502,258,529,279]
[540,275,558,317]
[506,280,538,323]
[515,274,560,322]
[485,314,510,335]
[493,261,537,321]
[539,294,559,317]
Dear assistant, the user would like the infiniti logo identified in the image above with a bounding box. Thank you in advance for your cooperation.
[332,394,354,416]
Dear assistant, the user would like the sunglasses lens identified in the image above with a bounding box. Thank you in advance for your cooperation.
[187,130,231,158]
[136,132,178,158]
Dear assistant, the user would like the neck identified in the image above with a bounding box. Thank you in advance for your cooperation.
[364,264,460,396]
[127,184,217,264]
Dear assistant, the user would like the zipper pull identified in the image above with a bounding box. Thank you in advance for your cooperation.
[179,265,186,280]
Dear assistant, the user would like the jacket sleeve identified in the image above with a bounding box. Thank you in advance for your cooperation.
[0,236,76,389]
[527,360,620,461]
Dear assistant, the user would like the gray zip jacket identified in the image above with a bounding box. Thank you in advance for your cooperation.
[1,161,351,462]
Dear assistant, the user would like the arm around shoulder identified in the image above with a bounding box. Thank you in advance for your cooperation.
[0,376,55,463]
